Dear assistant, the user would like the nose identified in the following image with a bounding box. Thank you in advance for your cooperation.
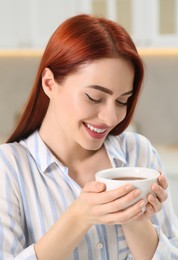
[98,104,123,127]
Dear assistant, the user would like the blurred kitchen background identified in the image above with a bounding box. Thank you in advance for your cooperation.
[0,0,178,214]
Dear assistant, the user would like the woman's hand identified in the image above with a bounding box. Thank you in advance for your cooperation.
[120,173,168,260]
[76,181,147,226]
[141,172,168,219]
[77,172,168,226]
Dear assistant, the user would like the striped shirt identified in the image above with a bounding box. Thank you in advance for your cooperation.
[0,130,178,260]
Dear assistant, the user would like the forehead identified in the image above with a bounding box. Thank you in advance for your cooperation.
[79,58,134,78]
[60,58,134,96]
[61,58,134,93]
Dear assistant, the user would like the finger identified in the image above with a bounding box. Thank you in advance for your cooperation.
[103,199,146,225]
[157,173,168,190]
[89,184,135,205]
[83,181,106,193]
[84,184,136,209]
[98,188,143,214]
[147,194,162,213]
[151,183,168,202]
[144,203,154,218]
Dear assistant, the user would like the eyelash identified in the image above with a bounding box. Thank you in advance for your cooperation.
[116,100,129,106]
[85,93,130,106]
[85,93,102,103]
[117,95,132,106]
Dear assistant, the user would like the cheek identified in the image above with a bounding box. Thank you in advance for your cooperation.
[123,108,127,119]
[73,96,97,117]
[117,107,127,122]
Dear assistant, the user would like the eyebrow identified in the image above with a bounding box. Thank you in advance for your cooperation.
[87,85,133,96]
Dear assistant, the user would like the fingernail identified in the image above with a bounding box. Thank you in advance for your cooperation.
[125,184,133,191]
[140,201,146,208]
[141,206,146,213]
[152,183,158,191]
[134,189,141,196]
[149,195,155,203]
[96,182,105,191]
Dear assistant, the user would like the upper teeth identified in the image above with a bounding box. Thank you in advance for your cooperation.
[86,123,106,133]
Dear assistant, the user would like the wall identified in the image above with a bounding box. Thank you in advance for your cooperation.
[0,51,40,141]
[134,49,178,145]
[1,49,178,145]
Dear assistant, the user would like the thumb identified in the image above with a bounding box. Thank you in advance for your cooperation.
[83,181,106,193]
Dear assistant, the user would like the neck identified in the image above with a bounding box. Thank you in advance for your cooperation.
[39,123,96,168]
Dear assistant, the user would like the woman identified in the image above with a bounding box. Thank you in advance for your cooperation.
[0,14,177,260]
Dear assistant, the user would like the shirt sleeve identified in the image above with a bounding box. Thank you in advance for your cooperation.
[152,225,178,259]
[13,244,37,260]
[119,132,178,258]
[147,139,178,259]
[0,147,38,260]
[132,133,178,259]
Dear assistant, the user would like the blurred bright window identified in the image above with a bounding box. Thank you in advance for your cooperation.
[0,0,178,48]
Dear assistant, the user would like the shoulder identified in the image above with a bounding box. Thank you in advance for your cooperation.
[0,142,28,162]
[107,131,158,167]
[0,142,29,177]
[108,131,153,151]
[122,131,153,149]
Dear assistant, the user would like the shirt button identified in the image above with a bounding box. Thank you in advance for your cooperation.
[96,242,103,249]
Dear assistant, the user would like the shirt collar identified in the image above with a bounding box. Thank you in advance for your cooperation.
[21,131,127,173]
[21,130,65,173]
[104,134,127,167]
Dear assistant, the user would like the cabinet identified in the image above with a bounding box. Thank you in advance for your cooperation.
[0,0,178,49]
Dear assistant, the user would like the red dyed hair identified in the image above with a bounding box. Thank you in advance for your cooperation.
[7,14,144,143]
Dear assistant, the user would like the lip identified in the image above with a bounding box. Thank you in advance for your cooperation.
[83,122,109,139]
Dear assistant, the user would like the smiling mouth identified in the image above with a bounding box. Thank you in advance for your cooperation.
[83,123,107,134]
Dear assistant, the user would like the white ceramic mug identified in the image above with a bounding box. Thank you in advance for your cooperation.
[95,167,159,207]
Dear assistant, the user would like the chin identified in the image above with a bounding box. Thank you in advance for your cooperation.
[82,140,104,151]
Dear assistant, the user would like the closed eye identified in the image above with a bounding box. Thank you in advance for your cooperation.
[116,95,132,106]
[116,100,129,106]
[85,93,102,103]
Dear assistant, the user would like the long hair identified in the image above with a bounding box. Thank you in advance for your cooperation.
[7,14,144,143]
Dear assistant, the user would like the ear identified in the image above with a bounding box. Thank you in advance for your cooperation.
[42,67,56,98]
